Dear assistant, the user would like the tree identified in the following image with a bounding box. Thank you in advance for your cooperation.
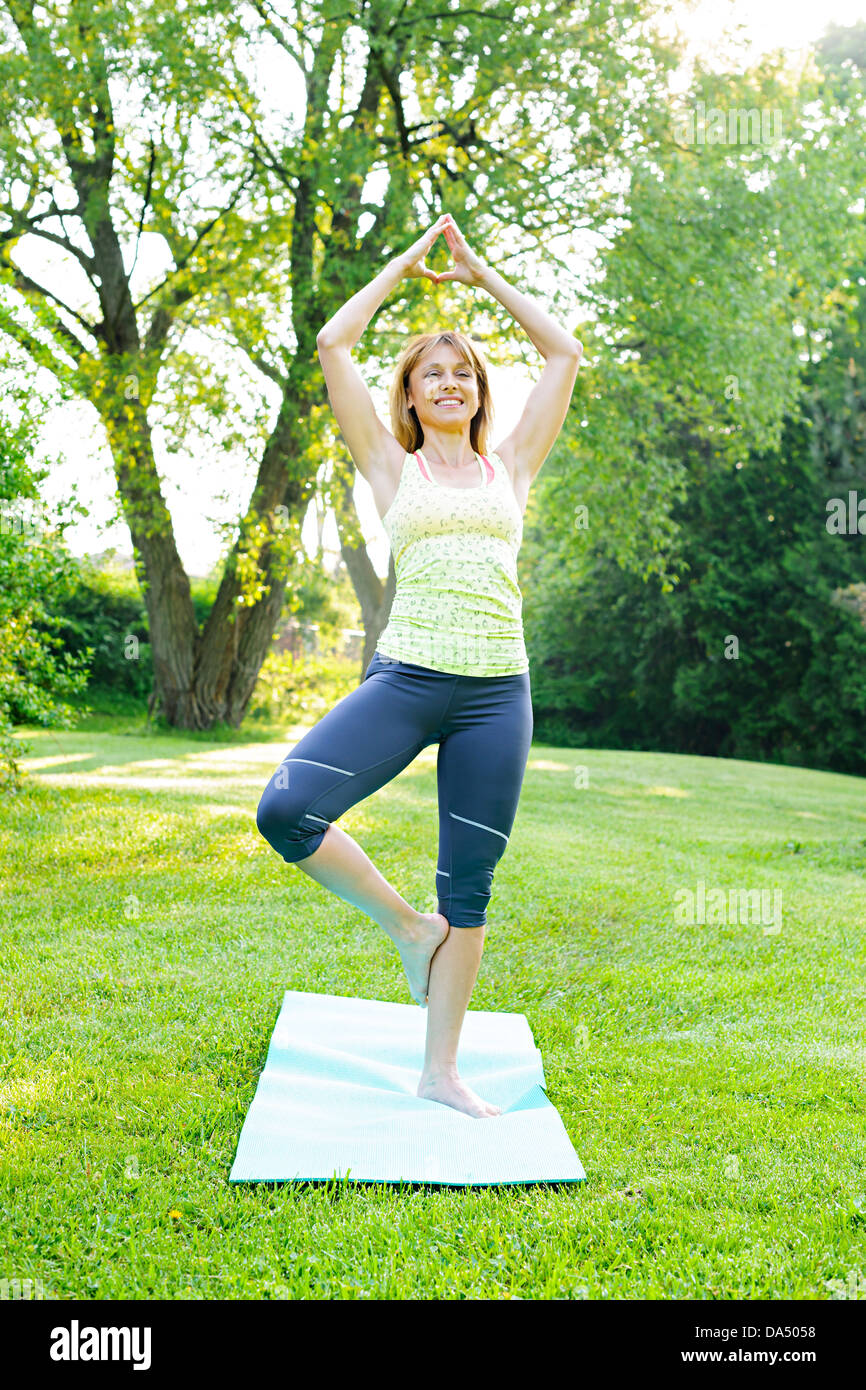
[524,43,866,598]
[520,36,866,773]
[0,0,684,725]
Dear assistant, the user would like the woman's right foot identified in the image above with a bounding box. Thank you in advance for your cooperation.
[393,910,450,1006]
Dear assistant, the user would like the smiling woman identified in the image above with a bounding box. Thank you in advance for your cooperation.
[377,329,529,674]
[388,330,495,481]
[255,213,583,1121]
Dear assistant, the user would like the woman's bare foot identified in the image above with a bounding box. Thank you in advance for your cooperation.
[416,1073,502,1118]
[393,911,450,1006]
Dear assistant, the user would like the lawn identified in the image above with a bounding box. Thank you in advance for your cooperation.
[2,713,865,1300]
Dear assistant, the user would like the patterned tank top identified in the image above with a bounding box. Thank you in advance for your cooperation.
[376,448,530,676]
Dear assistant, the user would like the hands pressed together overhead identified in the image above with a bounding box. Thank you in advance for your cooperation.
[401,213,488,288]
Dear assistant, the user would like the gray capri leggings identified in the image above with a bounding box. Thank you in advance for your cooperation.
[255,650,533,928]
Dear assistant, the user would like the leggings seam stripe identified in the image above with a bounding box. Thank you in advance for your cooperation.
[449,810,508,843]
[284,755,354,776]
[298,733,432,826]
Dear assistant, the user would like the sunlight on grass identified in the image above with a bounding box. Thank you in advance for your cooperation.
[18,752,94,771]
[26,773,270,791]
[0,1075,41,1107]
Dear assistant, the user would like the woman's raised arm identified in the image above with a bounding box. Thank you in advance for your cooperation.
[316,216,450,485]
[436,217,583,494]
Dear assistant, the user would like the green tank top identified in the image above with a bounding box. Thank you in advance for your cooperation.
[377,448,530,676]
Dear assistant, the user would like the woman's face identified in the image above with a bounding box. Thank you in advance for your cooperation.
[406,343,480,430]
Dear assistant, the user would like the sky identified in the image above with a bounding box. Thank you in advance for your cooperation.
[15,0,866,580]
[664,0,864,69]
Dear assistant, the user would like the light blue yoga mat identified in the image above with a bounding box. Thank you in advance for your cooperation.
[229,990,586,1187]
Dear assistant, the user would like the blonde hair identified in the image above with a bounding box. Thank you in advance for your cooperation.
[388,331,494,455]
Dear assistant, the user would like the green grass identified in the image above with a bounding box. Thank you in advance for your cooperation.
[2,713,865,1300]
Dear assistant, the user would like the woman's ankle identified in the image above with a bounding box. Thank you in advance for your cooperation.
[419,1064,459,1084]
[385,903,425,941]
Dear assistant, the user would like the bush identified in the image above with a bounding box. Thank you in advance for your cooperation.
[0,359,92,791]
[43,552,153,701]
[246,649,360,726]
[524,420,866,775]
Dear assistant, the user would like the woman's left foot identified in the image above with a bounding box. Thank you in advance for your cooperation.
[393,911,450,1006]
[417,1073,501,1118]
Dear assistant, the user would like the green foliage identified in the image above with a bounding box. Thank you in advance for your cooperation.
[246,650,359,726]
[41,554,153,701]
[38,544,360,733]
[520,51,866,774]
[526,338,690,588]
[524,301,866,774]
[599,62,866,451]
[0,359,91,791]
[281,555,359,632]
[549,58,866,586]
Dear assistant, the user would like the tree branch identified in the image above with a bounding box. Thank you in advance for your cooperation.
[0,254,97,352]
[390,8,517,27]
[0,300,84,388]
[133,170,258,316]
[127,137,158,289]
[235,335,289,390]
[1,214,96,277]
[246,0,308,73]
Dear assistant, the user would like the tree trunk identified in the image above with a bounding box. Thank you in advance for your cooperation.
[330,454,396,677]
[102,382,316,729]
[101,400,200,723]
[195,384,318,725]
[340,542,397,674]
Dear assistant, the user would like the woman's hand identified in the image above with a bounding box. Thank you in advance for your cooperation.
[399,214,451,283]
[435,216,489,287]
[397,213,489,287]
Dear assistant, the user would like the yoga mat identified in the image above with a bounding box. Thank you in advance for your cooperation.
[229,990,586,1187]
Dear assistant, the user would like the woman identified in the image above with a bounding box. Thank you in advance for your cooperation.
[256,213,583,1119]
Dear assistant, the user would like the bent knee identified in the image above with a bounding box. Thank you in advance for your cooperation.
[256,783,329,859]
[255,785,286,842]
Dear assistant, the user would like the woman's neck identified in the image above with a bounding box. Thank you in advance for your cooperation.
[419,439,477,470]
